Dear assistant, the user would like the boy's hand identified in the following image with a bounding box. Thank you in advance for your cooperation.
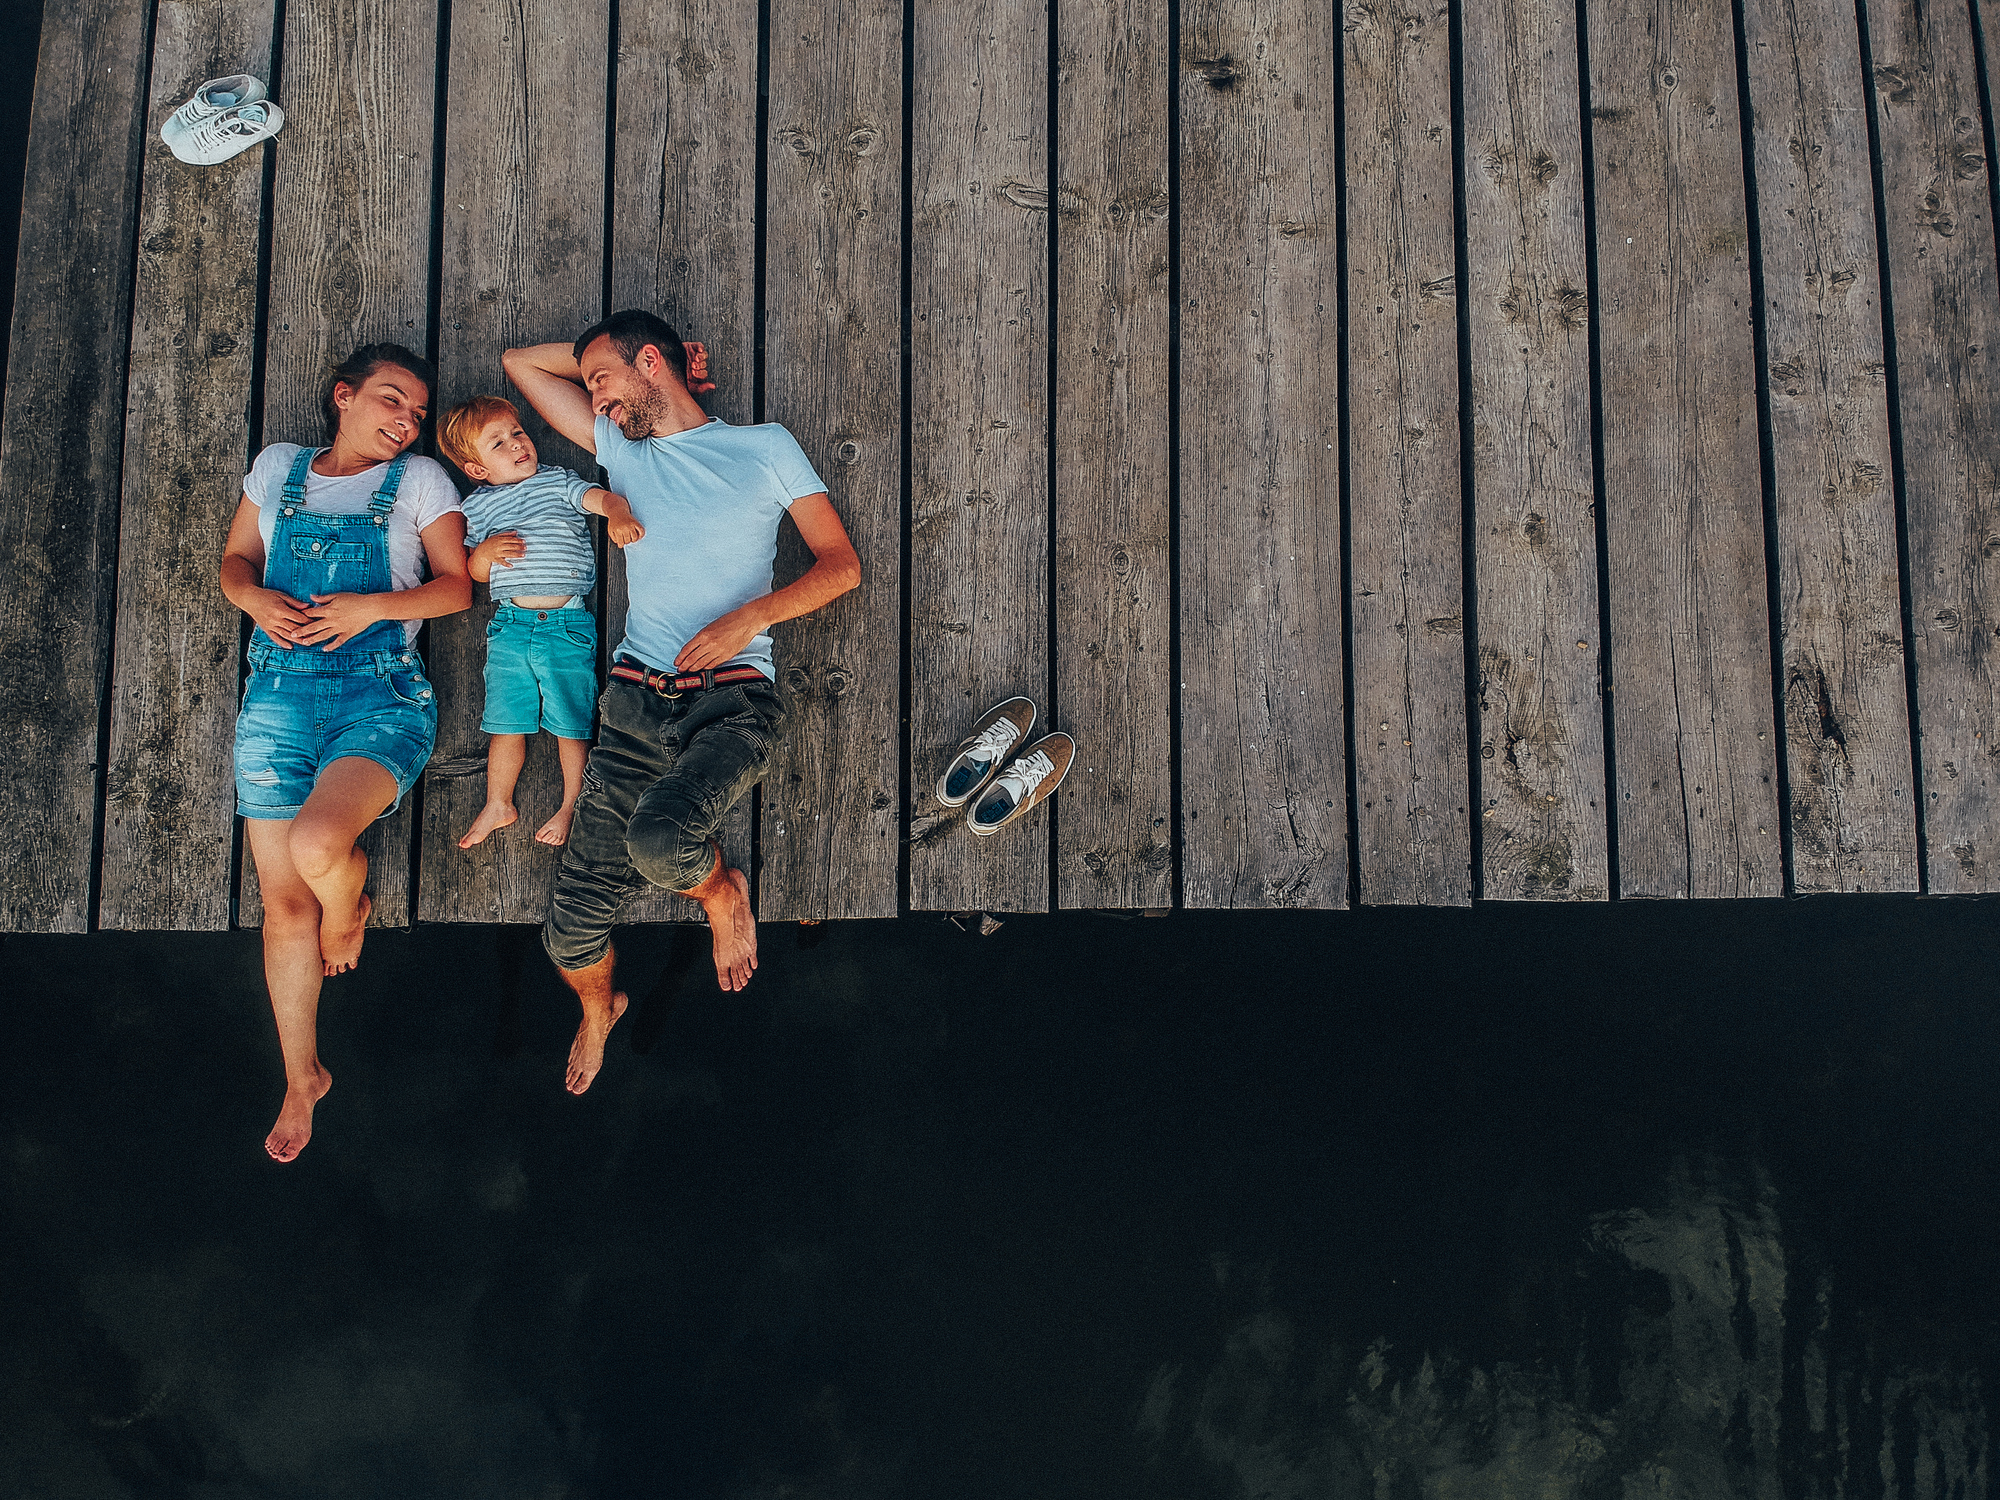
[299,592,387,651]
[470,531,527,576]
[247,587,314,649]
[607,515,645,548]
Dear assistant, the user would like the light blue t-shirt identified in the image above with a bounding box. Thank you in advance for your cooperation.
[593,415,826,678]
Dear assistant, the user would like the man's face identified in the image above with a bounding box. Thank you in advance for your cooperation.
[463,416,538,484]
[581,336,672,440]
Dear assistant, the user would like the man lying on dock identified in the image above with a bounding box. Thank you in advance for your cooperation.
[502,311,861,1094]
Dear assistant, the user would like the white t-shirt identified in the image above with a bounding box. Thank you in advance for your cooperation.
[243,444,464,643]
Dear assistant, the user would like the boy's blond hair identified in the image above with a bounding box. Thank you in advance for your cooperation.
[438,395,522,475]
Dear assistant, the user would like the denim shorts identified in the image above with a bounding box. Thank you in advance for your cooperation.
[233,644,438,820]
[482,603,598,740]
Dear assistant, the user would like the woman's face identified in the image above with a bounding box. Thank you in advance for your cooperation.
[332,367,430,461]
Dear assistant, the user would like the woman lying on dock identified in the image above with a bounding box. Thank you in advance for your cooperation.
[219,345,471,1163]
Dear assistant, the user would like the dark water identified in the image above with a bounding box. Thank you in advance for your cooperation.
[3,10,1997,1499]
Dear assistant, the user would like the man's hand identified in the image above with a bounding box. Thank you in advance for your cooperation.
[684,341,715,396]
[470,531,527,582]
[247,587,314,649]
[299,592,387,650]
[675,603,766,672]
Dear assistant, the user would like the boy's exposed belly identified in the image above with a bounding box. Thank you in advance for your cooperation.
[504,594,576,610]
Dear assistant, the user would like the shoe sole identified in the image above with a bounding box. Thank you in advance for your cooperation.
[935,695,1036,808]
[968,733,1075,836]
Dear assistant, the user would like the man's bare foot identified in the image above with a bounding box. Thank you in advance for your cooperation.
[266,1064,332,1163]
[458,800,518,848]
[535,805,577,846]
[700,866,759,992]
[321,892,370,976]
[566,990,629,1095]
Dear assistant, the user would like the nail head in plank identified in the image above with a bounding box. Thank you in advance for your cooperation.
[1178,0,1349,910]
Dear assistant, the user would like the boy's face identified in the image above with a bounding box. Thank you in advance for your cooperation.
[462,417,538,484]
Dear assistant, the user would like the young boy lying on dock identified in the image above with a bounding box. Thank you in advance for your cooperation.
[438,396,644,848]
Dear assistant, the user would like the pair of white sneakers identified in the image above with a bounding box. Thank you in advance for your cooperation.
[161,74,284,165]
[936,697,1076,837]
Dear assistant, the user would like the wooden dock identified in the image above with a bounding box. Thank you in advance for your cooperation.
[3,0,1997,932]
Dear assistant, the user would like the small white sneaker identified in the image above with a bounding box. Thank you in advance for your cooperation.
[168,100,284,166]
[161,75,266,147]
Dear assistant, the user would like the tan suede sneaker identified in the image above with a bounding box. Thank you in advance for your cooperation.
[936,697,1036,808]
[968,733,1075,836]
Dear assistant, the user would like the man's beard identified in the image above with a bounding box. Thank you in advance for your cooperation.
[614,383,667,440]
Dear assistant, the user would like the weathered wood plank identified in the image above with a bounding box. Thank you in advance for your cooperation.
[607,0,758,923]
[419,0,606,923]
[908,0,1051,913]
[242,0,439,928]
[1178,0,1348,909]
[0,0,153,932]
[1584,0,1782,898]
[1052,0,1174,909]
[1462,0,1610,901]
[1745,0,1917,892]
[1872,0,2000,892]
[101,0,278,932]
[760,0,904,920]
[1345,0,1471,905]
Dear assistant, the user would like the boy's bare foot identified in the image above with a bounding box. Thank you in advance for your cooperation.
[535,805,576,846]
[700,865,759,992]
[266,1063,332,1163]
[458,800,518,848]
[565,990,629,1095]
[321,892,370,976]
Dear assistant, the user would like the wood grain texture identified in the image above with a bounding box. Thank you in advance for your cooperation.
[1745,0,1917,892]
[0,0,153,932]
[420,0,606,923]
[1871,0,2000,892]
[100,0,278,931]
[907,0,1051,912]
[244,0,440,928]
[1584,0,1782,898]
[607,0,758,922]
[1345,0,1471,905]
[1462,0,1609,901]
[1053,0,1174,909]
[1178,0,1348,909]
[760,0,904,920]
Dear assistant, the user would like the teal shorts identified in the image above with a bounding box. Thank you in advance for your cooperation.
[483,603,598,740]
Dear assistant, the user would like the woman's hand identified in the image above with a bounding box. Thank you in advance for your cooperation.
[299,592,387,650]
[470,531,527,580]
[674,603,766,672]
[246,587,315,649]
[606,514,645,548]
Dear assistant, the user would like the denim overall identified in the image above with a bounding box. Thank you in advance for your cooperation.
[232,447,438,820]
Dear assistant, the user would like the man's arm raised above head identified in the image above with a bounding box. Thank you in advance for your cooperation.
[501,343,599,454]
[674,491,863,672]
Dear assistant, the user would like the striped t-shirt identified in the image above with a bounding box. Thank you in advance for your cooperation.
[460,464,597,603]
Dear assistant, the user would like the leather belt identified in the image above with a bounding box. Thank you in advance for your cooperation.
[610,656,766,697]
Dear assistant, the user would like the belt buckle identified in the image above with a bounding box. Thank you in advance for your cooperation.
[651,667,682,700]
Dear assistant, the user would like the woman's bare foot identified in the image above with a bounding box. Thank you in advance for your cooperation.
[458,800,518,848]
[566,990,629,1094]
[321,892,370,976]
[535,804,577,846]
[699,866,759,992]
[266,1064,332,1163]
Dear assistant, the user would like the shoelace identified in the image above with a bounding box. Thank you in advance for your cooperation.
[963,715,1022,763]
[992,749,1055,800]
[199,105,269,141]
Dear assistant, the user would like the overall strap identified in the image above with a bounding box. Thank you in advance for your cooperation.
[277,447,320,516]
[368,454,411,523]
